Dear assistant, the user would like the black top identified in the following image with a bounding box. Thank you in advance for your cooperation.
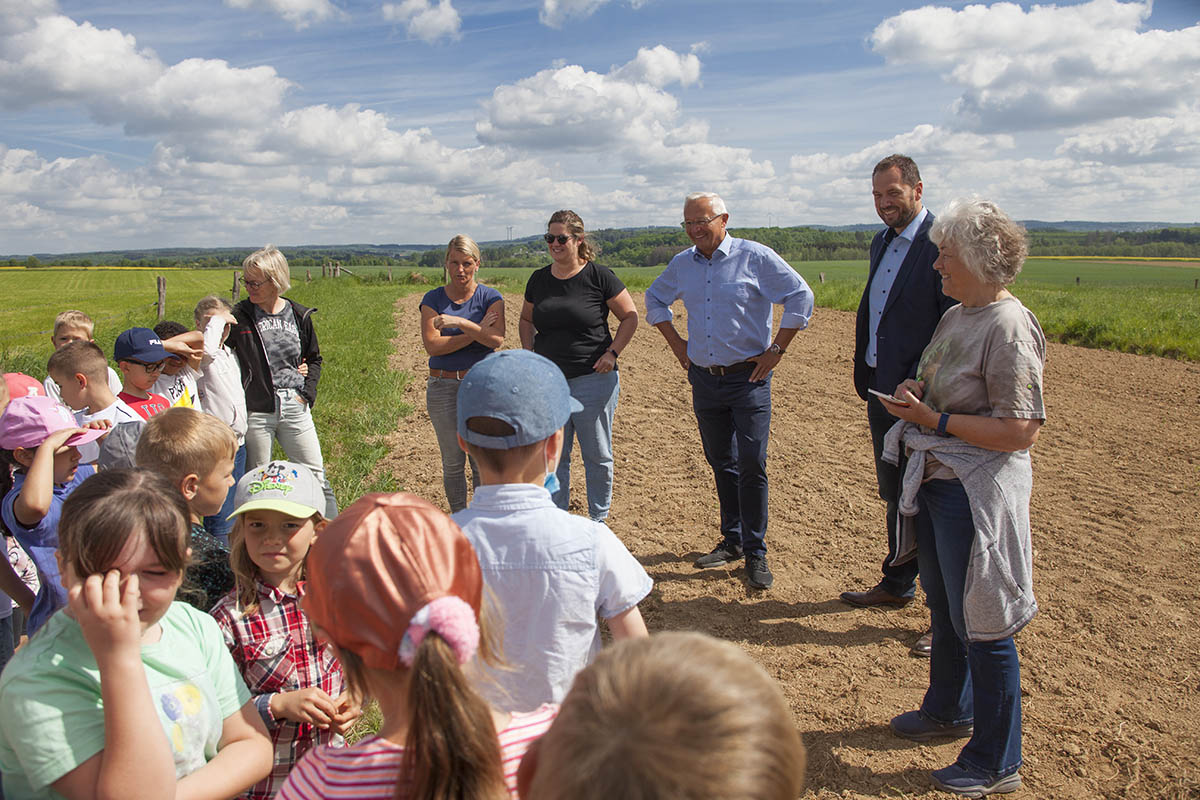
[524,262,625,379]
[180,522,235,613]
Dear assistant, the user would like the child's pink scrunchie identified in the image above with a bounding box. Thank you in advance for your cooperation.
[397,596,480,667]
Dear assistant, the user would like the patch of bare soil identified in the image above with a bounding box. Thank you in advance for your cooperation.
[376,290,1200,799]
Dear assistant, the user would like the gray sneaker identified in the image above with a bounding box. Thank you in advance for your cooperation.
[694,542,743,569]
[745,554,773,589]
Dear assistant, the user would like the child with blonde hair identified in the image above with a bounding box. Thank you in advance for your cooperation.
[211,461,357,800]
[278,493,558,800]
[519,631,807,800]
[0,468,273,799]
[42,310,123,408]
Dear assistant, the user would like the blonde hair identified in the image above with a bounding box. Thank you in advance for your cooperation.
[134,407,238,487]
[242,245,291,293]
[52,310,94,338]
[46,340,108,383]
[337,604,508,800]
[193,294,233,327]
[548,210,596,263]
[526,632,807,800]
[227,511,322,615]
[444,235,482,265]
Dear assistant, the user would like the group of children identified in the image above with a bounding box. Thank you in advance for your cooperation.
[0,301,808,799]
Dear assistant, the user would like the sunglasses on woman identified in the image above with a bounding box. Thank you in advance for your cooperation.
[544,234,572,245]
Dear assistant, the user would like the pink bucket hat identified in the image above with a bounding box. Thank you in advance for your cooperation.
[0,396,106,451]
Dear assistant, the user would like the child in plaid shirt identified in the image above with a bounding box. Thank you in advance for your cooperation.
[211,461,359,800]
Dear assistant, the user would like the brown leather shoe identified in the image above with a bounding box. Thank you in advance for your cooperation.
[909,629,933,658]
[839,585,913,608]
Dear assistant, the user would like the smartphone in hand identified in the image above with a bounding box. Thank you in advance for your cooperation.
[868,388,911,406]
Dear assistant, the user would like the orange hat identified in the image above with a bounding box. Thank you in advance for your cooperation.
[303,492,484,671]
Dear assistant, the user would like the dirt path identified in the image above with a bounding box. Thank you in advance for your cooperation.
[377,289,1200,799]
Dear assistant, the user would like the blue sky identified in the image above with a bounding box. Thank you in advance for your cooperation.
[1,0,1197,253]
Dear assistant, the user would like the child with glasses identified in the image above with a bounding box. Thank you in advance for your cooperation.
[113,327,172,421]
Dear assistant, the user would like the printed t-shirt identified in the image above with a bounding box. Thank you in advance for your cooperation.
[0,465,95,635]
[253,305,305,391]
[119,390,171,420]
[420,284,503,372]
[153,368,203,412]
[276,704,558,800]
[524,262,625,379]
[0,601,252,798]
[916,295,1046,479]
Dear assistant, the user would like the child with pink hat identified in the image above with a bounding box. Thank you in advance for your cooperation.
[278,492,557,800]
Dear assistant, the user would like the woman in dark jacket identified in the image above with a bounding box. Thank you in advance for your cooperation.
[229,245,337,518]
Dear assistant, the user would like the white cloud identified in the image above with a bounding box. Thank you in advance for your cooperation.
[610,44,701,89]
[539,0,648,28]
[223,0,342,29]
[870,0,1200,131]
[382,0,462,43]
[1056,107,1200,164]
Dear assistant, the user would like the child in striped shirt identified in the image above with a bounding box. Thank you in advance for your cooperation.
[212,461,358,800]
[278,493,557,800]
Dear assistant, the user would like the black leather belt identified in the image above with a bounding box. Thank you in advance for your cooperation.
[700,361,755,376]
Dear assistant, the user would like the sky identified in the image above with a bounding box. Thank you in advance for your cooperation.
[1,0,1198,254]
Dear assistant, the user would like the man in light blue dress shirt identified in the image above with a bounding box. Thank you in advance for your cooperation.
[645,192,813,590]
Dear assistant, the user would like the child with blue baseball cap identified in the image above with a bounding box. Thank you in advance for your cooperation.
[451,349,651,712]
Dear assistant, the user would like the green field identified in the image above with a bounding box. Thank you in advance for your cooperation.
[2,258,1198,501]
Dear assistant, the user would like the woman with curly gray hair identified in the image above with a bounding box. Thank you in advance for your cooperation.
[875,198,1046,797]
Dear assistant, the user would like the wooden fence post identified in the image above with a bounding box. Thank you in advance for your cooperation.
[1075,276,1080,285]
[306,269,312,282]
[156,276,167,321]
[322,263,328,278]
[232,270,241,302]
[388,269,393,282]
[819,272,825,284]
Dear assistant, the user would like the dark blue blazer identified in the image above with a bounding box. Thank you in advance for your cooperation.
[853,211,954,401]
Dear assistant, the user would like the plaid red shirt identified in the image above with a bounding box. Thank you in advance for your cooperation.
[212,580,345,800]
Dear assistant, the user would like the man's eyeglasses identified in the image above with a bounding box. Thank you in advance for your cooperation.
[240,277,269,289]
[544,234,572,245]
[127,360,165,373]
[681,215,723,230]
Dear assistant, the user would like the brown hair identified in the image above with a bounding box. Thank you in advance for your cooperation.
[194,294,233,327]
[526,632,807,800]
[134,407,238,487]
[46,340,109,384]
[872,153,921,187]
[460,416,545,475]
[227,511,322,615]
[58,469,190,579]
[336,604,507,800]
[548,210,596,263]
[52,310,95,338]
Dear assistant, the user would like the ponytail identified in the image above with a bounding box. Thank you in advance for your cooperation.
[401,632,507,800]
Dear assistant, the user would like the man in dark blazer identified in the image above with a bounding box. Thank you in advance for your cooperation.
[841,154,954,656]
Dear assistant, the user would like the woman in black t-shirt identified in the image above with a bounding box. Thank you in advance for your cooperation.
[519,210,639,522]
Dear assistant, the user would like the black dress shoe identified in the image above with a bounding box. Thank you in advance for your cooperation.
[694,541,743,569]
[839,585,913,608]
[909,628,932,658]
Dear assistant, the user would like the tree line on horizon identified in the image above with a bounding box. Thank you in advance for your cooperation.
[8,225,1200,270]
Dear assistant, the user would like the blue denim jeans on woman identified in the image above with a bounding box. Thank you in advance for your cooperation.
[916,478,1023,779]
[553,370,619,522]
[426,376,479,512]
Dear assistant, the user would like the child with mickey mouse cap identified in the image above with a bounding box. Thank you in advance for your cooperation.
[211,461,358,800]
[277,492,558,800]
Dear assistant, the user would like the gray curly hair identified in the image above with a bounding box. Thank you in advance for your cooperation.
[929,197,1028,286]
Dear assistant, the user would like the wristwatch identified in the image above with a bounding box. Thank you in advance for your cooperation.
[767,342,785,356]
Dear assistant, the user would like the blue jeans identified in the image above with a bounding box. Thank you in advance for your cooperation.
[689,365,771,557]
[203,442,246,547]
[426,377,479,512]
[916,478,1023,778]
[553,370,619,522]
[246,388,338,519]
[867,392,918,597]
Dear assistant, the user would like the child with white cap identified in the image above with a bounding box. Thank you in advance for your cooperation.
[452,349,651,712]
[211,461,358,800]
[277,492,557,800]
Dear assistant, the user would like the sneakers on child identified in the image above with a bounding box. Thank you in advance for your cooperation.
[890,710,974,741]
[930,763,1022,797]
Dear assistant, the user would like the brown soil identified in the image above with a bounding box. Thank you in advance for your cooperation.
[377,291,1200,799]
